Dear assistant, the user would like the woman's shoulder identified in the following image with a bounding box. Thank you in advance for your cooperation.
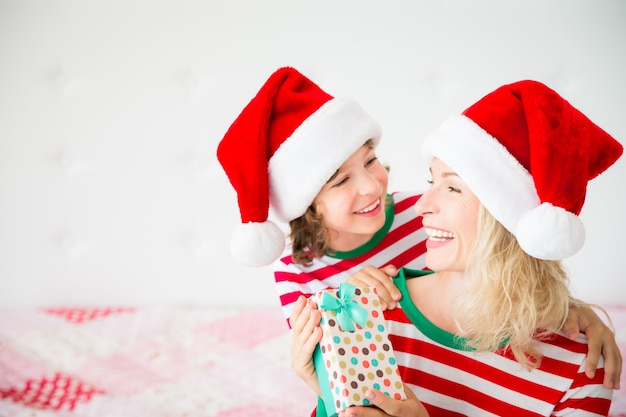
[536,330,591,357]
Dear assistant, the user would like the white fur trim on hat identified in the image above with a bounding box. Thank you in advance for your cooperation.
[422,115,539,234]
[268,97,382,222]
[422,115,585,259]
[230,221,286,267]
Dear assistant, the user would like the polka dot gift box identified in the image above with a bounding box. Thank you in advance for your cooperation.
[312,283,405,417]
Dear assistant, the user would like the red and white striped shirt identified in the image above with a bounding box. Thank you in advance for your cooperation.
[273,192,428,322]
[384,271,613,416]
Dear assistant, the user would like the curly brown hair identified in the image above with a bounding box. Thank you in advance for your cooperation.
[289,205,330,266]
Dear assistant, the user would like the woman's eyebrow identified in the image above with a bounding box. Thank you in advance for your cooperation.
[428,167,458,179]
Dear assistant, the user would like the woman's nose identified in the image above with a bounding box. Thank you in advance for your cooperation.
[414,188,435,216]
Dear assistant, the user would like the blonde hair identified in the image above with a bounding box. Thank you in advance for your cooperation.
[454,204,577,369]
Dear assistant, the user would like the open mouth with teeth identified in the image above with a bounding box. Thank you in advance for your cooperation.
[355,198,380,214]
[425,227,456,241]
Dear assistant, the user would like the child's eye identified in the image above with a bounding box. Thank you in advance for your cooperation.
[333,176,349,187]
[426,179,434,186]
[365,156,378,167]
[448,186,461,193]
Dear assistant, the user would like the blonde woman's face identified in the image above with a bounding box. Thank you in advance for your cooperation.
[413,158,480,272]
[313,144,388,252]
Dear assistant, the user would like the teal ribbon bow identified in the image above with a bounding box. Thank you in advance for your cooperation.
[320,283,368,332]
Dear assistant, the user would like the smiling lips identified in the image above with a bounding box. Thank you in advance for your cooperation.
[356,198,381,215]
[425,227,456,241]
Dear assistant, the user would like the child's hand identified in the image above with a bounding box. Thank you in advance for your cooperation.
[338,385,429,417]
[562,303,622,389]
[289,295,323,396]
[346,265,402,310]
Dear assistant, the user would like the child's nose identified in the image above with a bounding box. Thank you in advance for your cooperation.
[357,172,381,195]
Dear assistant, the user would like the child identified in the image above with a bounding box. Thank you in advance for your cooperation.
[217,66,425,318]
[217,67,622,389]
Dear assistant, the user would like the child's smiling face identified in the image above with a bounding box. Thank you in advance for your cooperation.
[313,143,388,252]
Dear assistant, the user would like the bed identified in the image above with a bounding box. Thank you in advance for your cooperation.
[0,305,624,417]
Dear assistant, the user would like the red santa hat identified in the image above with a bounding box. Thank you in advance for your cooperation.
[422,80,623,260]
[217,67,382,266]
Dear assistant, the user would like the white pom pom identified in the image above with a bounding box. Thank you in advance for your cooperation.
[230,221,286,267]
[516,203,585,260]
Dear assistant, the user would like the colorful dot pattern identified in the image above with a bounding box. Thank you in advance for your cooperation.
[315,287,405,413]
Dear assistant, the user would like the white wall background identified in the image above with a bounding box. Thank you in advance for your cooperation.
[1,0,625,309]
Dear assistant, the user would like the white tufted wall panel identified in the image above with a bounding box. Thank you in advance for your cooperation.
[0,0,625,308]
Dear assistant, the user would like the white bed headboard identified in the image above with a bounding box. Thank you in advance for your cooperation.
[1,0,624,307]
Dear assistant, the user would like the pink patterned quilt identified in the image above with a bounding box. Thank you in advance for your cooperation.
[0,306,624,417]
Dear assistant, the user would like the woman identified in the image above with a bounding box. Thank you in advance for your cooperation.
[290,79,622,416]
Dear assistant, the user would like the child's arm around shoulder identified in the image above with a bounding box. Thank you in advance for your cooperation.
[563,302,622,389]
